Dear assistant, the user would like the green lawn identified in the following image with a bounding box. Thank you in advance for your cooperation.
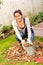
[0,34,43,65]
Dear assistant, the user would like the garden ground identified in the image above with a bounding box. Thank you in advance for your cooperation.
[0,34,43,65]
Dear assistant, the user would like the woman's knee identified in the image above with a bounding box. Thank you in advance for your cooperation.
[16,36,21,41]
[31,28,34,41]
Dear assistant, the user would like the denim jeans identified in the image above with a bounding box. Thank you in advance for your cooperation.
[16,27,34,42]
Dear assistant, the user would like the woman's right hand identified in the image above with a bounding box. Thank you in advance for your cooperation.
[21,40,26,50]
[21,40,25,45]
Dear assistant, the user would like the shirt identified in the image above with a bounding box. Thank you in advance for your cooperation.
[12,17,32,44]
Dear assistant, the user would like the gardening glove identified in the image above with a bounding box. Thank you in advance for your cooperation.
[27,38,33,45]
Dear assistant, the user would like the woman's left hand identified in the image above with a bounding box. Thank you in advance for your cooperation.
[27,39,33,45]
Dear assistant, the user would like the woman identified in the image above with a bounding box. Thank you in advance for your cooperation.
[12,10,34,46]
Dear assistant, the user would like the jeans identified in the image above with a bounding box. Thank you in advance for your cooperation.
[16,27,34,42]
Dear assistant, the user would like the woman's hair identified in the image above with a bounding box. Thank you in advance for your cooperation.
[13,9,23,16]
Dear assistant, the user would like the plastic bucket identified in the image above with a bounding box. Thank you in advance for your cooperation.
[25,45,36,56]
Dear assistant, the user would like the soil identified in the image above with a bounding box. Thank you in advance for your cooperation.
[0,29,15,40]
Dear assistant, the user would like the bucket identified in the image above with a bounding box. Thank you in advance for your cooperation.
[25,45,36,56]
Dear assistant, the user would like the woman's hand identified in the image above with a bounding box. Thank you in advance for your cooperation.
[21,40,26,49]
[21,40,26,45]
[27,39,33,45]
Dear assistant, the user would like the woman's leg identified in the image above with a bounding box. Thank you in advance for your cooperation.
[25,27,34,41]
[16,36,21,42]
[31,28,34,41]
[16,28,34,42]
[16,31,26,42]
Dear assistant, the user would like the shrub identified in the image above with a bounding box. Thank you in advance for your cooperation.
[2,26,9,33]
[36,11,43,22]
[27,12,37,25]
[9,24,13,30]
[27,11,43,26]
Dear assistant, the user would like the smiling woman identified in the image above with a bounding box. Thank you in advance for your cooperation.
[13,10,25,29]
[12,9,34,49]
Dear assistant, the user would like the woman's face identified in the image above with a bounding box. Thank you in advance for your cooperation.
[14,13,22,22]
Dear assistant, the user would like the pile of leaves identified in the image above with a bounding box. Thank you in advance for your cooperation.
[3,41,43,63]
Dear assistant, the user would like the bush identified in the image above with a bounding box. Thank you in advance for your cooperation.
[9,24,13,30]
[27,12,37,25]
[36,11,43,22]
[27,11,43,25]
[2,26,9,33]
[1,24,13,33]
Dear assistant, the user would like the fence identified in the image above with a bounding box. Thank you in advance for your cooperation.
[0,0,43,30]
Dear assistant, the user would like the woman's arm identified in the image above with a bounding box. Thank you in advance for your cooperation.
[12,21,22,41]
[25,17,33,44]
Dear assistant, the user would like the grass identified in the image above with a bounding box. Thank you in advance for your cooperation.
[0,34,43,65]
[0,34,16,65]
[34,36,43,42]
